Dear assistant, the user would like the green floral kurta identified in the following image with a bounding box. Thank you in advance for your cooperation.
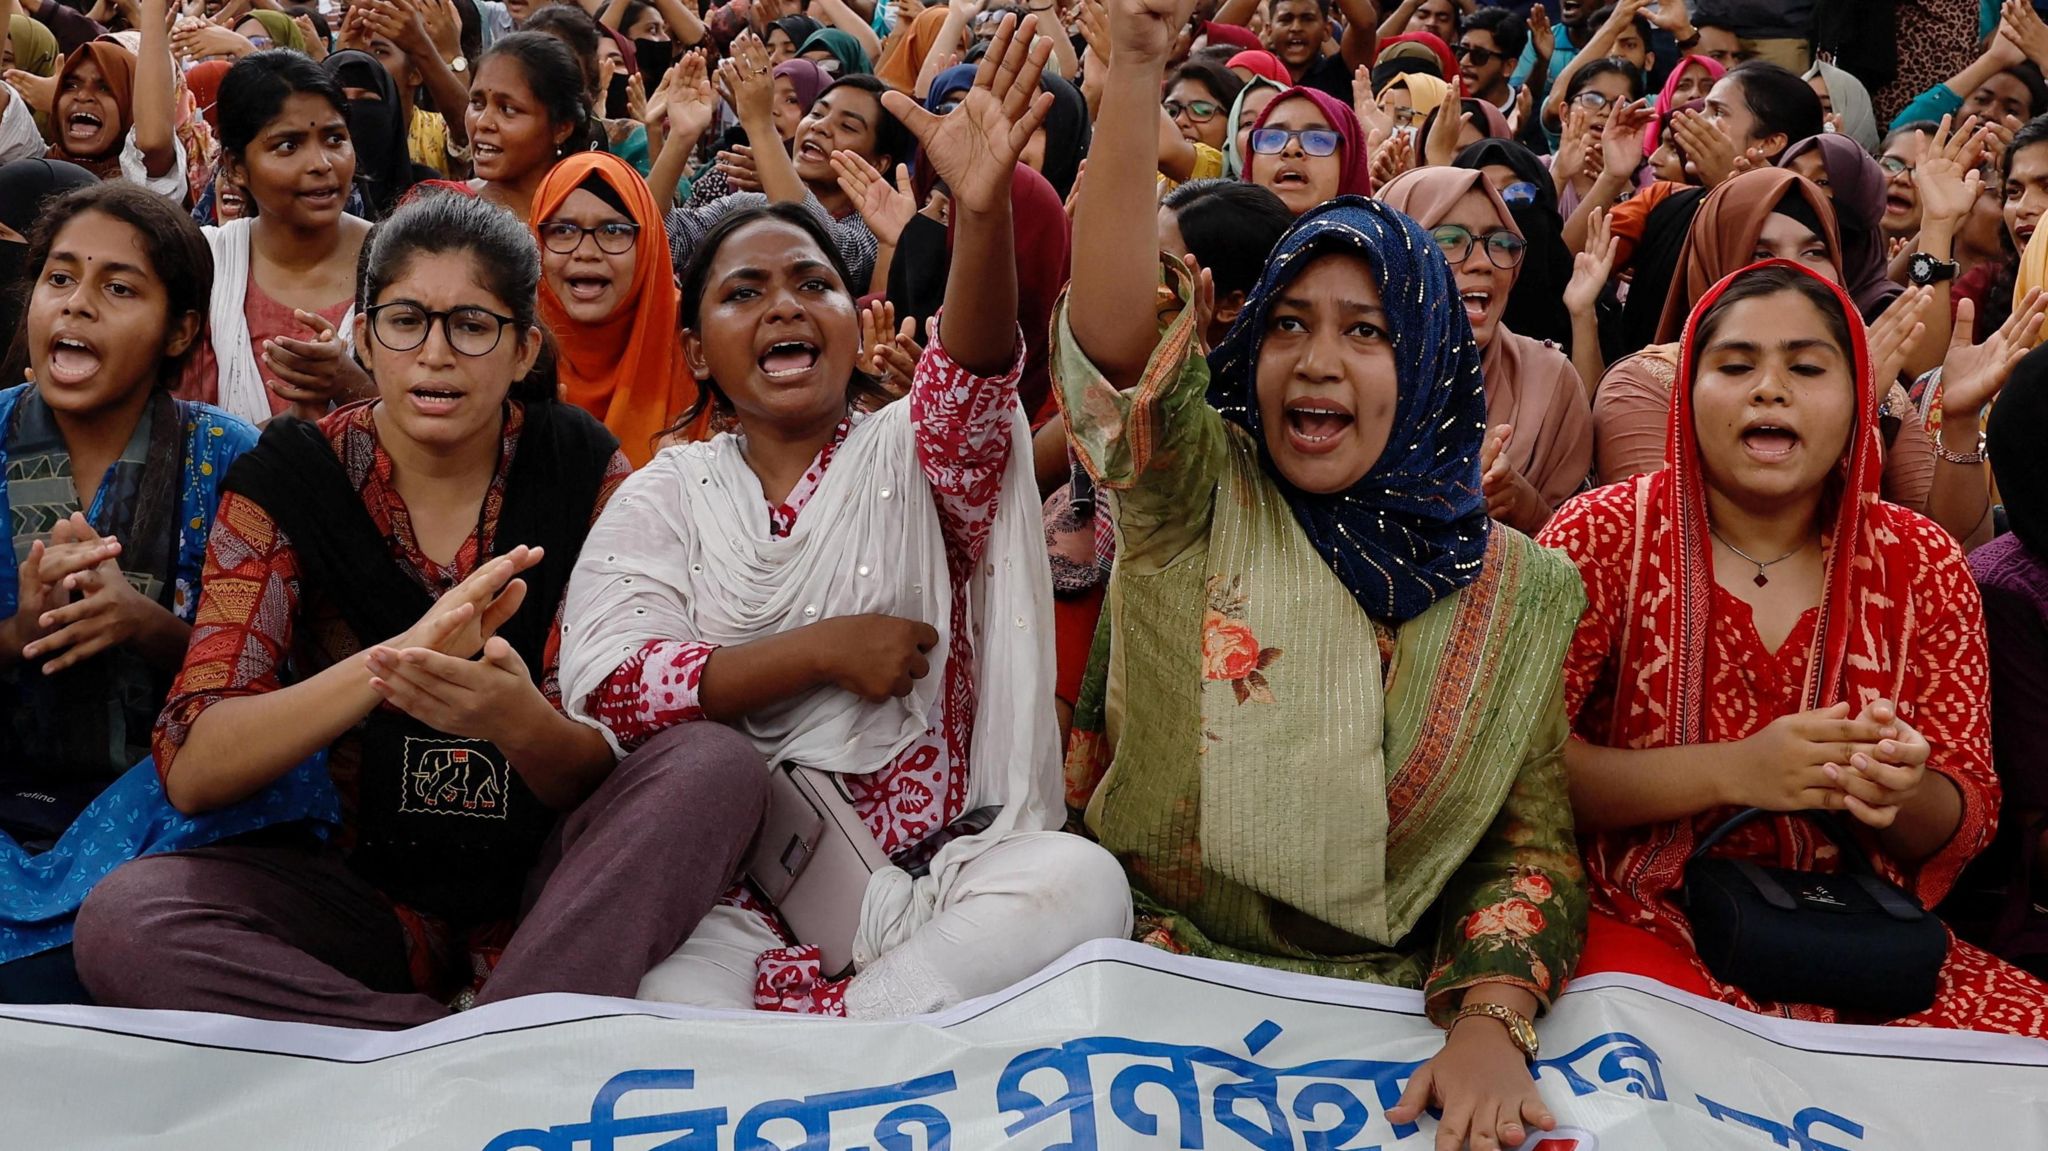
[1054,289,1589,1024]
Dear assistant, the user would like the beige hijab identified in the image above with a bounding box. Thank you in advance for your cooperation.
[1377,167,1594,514]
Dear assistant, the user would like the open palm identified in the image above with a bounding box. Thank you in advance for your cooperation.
[881,13,1054,215]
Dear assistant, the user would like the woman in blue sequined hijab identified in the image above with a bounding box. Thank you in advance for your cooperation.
[1205,194,1491,622]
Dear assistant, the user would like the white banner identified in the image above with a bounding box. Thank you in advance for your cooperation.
[3,939,2046,1149]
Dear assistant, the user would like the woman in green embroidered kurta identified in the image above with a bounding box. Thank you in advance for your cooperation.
[1062,3,1588,1148]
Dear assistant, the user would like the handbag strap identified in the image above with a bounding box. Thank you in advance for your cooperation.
[1693,808,1925,923]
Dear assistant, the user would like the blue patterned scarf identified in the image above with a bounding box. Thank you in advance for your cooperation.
[1206,196,1490,623]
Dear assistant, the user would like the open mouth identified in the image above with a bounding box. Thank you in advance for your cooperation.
[1271,167,1310,188]
[758,340,820,380]
[64,111,104,141]
[565,274,612,302]
[299,186,340,205]
[796,137,830,164]
[1740,422,1801,461]
[45,336,100,384]
[407,383,466,415]
[473,141,503,166]
[1883,192,1913,214]
[1283,400,1353,454]
[2021,223,2038,247]
[1460,289,1492,327]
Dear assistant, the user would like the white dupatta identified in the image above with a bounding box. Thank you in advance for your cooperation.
[560,396,1062,953]
[203,219,358,424]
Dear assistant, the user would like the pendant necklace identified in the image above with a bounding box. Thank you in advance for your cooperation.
[1709,528,1805,588]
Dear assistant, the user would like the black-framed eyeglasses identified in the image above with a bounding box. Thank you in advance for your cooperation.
[1164,98,1221,122]
[367,302,521,357]
[1430,224,1527,269]
[1572,90,1626,112]
[1250,127,1342,156]
[537,220,641,254]
[1454,42,1505,66]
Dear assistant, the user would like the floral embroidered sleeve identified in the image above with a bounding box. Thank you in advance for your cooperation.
[1050,260,1229,572]
[152,490,303,783]
[1423,701,1589,1025]
[584,639,720,751]
[910,321,1024,572]
[1888,516,1998,907]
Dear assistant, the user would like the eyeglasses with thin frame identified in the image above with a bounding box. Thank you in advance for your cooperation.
[1164,98,1222,122]
[1454,42,1506,66]
[537,220,642,254]
[1250,127,1342,156]
[1429,224,1527,269]
[1878,155,1916,177]
[367,302,522,357]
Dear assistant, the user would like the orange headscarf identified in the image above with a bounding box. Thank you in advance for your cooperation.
[532,152,699,467]
[877,6,955,93]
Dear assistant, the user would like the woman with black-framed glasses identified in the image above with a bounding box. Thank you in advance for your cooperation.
[1380,167,1594,536]
[533,152,700,468]
[72,191,760,1032]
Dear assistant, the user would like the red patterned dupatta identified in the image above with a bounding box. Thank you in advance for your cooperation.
[1630,259,1884,749]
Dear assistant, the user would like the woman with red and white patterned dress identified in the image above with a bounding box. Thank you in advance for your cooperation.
[558,16,1130,1018]
[1540,258,2048,1036]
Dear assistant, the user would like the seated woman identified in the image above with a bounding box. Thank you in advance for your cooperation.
[532,151,700,466]
[1380,167,1593,533]
[1242,85,1373,217]
[0,183,330,1004]
[1056,12,1590,1150]
[45,21,183,200]
[454,32,601,221]
[560,16,1131,1019]
[1591,168,2011,544]
[72,192,766,1029]
[1540,259,2048,1036]
[181,52,375,426]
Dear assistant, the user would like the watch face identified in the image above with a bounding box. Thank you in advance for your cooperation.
[1910,253,1932,280]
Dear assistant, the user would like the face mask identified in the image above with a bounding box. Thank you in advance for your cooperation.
[635,38,675,91]
[606,71,632,120]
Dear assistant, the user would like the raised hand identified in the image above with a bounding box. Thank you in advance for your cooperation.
[1565,206,1617,316]
[1,67,57,115]
[1352,67,1392,140]
[2001,0,2048,68]
[1914,114,1990,227]
[625,72,648,124]
[1600,98,1651,178]
[664,49,716,140]
[412,0,461,63]
[833,151,918,246]
[859,300,922,397]
[1939,290,2048,419]
[169,18,253,60]
[1370,130,1414,187]
[716,144,762,192]
[716,31,777,129]
[1527,2,1553,59]
[1423,102,1472,168]
[1103,0,1196,65]
[1552,103,1593,188]
[1672,107,1739,187]
[1868,285,1932,387]
[879,12,1055,216]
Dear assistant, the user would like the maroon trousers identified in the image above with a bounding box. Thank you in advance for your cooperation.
[73,723,766,1030]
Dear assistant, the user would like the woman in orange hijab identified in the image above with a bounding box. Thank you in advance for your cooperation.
[532,151,699,467]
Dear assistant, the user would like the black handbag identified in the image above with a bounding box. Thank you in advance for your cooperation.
[1681,808,1949,1019]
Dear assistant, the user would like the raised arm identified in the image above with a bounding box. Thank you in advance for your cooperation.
[132,0,178,179]
[1335,0,1378,71]
[881,10,1050,373]
[646,48,715,206]
[1541,0,1640,128]
[1069,0,1192,388]
[1373,0,1421,41]
[812,0,886,69]
[719,33,810,205]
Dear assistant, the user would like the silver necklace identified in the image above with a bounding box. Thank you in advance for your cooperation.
[1709,528,1806,587]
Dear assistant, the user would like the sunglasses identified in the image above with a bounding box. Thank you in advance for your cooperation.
[1454,42,1506,66]
[1164,98,1221,122]
[1249,127,1342,156]
[1429,224,1527,269]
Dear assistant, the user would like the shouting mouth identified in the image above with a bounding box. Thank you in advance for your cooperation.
[758,340,821,380]
[1460,289,1492,329]
[1283,399,1354,454]
[64,110,105,142]
[1739,422,1802,463]
[564,274,612,302]
[407,383,467,416]
[44,335,101,385]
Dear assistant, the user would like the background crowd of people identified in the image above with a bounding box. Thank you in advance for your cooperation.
[3,0,2048,1146]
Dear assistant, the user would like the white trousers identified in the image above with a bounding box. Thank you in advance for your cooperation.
[637,830,1133,1017]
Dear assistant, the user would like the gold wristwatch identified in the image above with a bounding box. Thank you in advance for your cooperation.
[1453,1001,1540,1061]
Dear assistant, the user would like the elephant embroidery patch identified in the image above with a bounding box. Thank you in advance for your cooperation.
[401,738,510,819]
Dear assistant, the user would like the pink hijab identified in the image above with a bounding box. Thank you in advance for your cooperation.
[1247,86,1374,199]
[1227,49,1293,86]
[1644,54,1726,156]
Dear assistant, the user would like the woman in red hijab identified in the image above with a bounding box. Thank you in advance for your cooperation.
[1541,260,2048,1036]
[1244,86,1373,217]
